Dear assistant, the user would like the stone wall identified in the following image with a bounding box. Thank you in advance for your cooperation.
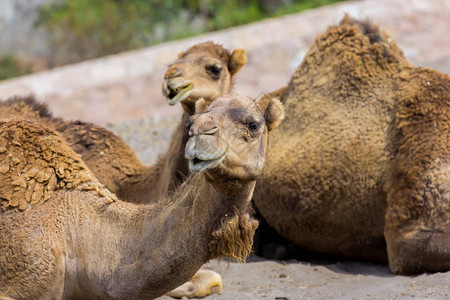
[0,0,448,125]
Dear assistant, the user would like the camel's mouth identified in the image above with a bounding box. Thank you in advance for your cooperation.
[189,153,226,173]
[166,84,193,105]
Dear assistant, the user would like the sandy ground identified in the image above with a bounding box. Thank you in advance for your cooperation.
[161,257,450,300]
[106,119,450,300]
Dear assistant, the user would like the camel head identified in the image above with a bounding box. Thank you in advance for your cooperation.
[162,42,247,114]
[185,94,284,186]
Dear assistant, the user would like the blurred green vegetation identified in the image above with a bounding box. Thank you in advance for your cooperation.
[37,0,345,66]
[0,54,32,81]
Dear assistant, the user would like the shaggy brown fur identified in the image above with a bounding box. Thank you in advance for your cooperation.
[253,16,449,274]
[0,95,64,127]
[384,67,449,274]
[0,94,284,299]
[0,96,158,203]
[209,212,259,262]
[0,121,114,211]
[253,16,410,263]
[58,118,190,203]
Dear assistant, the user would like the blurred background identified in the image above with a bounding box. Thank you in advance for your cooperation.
[0,0,345,73]
[0,0,448,132]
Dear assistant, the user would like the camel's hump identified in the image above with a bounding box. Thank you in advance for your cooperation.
[0,120,115,211]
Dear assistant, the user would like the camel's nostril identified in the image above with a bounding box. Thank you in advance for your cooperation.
[164,67,182,79]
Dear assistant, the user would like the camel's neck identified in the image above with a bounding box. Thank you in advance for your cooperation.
[118,114,191,204]
[68,174,255,299]
[151,113,191,196]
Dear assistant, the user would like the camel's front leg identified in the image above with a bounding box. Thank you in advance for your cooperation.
[165,269,222,299]
[385,154,450,274]
[384,140,450,274]
[385,67,449,274]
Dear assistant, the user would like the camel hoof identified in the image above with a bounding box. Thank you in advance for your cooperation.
[166,269,223,299]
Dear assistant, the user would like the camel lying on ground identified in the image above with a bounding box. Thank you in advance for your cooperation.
[172,17,450,275]
[257,16,449,275]
[0,94,284,299]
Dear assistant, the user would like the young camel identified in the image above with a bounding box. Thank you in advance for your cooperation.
[172,17,450,274]
[0,94,284,299]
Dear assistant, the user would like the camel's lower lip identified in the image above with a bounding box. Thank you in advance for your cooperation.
[166,85,193,105]
[189,153,226,173]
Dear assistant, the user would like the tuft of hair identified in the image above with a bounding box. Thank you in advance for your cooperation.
[209,212,259,262]
[334,15,404,61]
[2,95,53,119]
[181,41,231,65]
[340,15,383,44]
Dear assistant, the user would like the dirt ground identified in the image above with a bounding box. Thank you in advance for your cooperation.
[106,119,450,300]
[159,257,449,300]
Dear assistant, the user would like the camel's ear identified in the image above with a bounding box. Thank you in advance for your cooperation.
[177,51,185,59]
[194,98,208,114]
[256,96,285,131]
[228,49,247,75]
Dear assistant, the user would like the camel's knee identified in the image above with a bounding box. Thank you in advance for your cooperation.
[165,269,222,299]
[386,223,450,274]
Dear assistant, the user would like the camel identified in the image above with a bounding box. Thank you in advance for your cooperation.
[0,94,284,299]
[171,17,450,275]
[256,17,449,275]
[0,42,248,298]
[252,16,410,263]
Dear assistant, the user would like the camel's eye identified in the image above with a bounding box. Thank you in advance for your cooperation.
[206,65,222,79]
[247,122,259,131]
